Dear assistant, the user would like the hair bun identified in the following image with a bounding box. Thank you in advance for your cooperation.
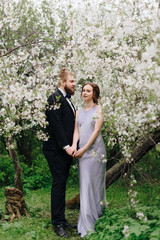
[61,68,67,73]
[58,68,73,80]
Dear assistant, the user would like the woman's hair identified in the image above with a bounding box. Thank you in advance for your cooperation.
[82,82,100,104]
[58,68,74,82]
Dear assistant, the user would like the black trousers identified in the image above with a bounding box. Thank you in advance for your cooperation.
[43,149,72,226]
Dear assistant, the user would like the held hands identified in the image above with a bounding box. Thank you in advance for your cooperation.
[74,147,86,158]
[65,146,75,156]
[65,145,77,156]
[65,145,86,158]
[72,146,86,158]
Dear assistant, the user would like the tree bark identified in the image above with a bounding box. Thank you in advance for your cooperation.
[4,136,29,221]
[4,187,29,222]
[6,136,23,191]
[66,128,160,209]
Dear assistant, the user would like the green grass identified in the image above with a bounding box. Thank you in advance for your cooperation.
[106,179,160,208]
[0,186,80,240]
[0,180,159,240]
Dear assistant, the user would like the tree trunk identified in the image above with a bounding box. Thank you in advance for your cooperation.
[4,187,29,222]
[5,136,29,221]
[66,128,160,209]
[6,136,23,191]
[105,128,160,188]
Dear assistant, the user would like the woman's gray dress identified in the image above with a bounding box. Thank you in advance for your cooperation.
[77,105,107,237]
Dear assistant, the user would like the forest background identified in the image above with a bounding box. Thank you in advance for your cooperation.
[0,0,160,239]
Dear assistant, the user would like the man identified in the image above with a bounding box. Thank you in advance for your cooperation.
[43,68,76,238]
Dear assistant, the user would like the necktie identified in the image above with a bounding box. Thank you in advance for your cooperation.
[65,93,71,99]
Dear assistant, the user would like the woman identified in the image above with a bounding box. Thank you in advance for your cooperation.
[71,83,107,237]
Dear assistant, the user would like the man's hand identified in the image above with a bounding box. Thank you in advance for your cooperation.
[65,146,75,156]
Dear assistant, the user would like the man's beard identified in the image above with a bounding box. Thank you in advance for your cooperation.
[64,86,75,95]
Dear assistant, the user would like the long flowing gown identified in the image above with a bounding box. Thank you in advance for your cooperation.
[77,105,107,237]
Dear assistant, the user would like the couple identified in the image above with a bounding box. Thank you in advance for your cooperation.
[43,68,107,238]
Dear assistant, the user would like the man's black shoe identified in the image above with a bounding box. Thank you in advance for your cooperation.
[65,221,77,229]
[54,224,69,238]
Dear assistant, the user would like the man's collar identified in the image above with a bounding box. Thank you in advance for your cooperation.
[58,88,71,99]
[58,87,66,97]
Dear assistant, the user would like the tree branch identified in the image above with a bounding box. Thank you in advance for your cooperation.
[0,39,56,58]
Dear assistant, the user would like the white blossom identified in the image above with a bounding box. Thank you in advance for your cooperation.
[122,225,130,238]
[0,0,159,153]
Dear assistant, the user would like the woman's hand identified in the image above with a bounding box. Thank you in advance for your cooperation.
[74,147,86,158]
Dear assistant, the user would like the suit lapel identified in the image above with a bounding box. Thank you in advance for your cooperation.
[57,89,75,116]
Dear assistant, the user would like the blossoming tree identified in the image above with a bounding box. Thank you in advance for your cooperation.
[0,0,68,218]
[0,0,160,217]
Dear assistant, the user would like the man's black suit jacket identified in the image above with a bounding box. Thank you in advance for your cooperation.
[43,89,75,151]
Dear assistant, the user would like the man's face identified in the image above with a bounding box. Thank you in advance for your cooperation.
[64,75,76,95]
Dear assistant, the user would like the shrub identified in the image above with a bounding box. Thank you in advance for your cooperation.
[21,154,52,190]
[67,158,79,186]
[84,205,160,240]
[0,153,51,190]
[0,155,14,187]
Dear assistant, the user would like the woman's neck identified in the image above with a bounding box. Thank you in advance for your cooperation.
[84,101,96,110]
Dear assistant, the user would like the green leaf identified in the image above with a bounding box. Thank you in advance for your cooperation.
[127,223,143,237]
[150,228,160,238]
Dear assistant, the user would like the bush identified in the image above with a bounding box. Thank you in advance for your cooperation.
[0,137,7,155]
[21,153,52,190]
[0,155,14,187]
[85,205,160,240]
[135,147,160,182]
[67,158,79,186]
[0,153,51,190]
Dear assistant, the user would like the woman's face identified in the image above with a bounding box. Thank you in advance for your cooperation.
[82,84,93,102]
